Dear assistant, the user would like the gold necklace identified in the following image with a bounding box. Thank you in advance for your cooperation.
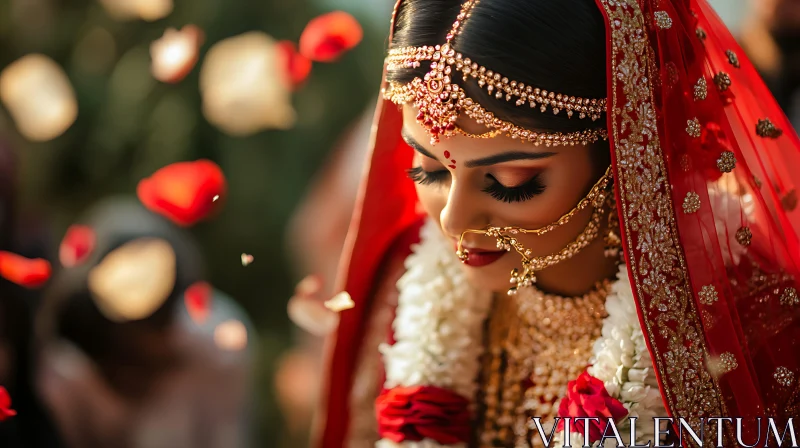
[476,280,610,447]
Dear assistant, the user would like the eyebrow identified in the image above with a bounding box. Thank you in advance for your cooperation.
[401,128,556,167]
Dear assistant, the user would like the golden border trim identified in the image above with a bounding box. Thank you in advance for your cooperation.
[597,0,725,429]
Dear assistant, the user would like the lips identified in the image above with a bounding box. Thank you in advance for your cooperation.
[458,246,508,267]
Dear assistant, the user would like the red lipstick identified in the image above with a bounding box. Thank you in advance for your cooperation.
[460,248,507,267]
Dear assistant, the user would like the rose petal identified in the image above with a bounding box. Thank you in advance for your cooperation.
[0,387,16,421]
[184,281,212,324]
[137,159,226,227]
[59,224,96,268]
[0,251,51,288]
[276,40,312,90]
[299,11,363,62]
[150,25,204,83]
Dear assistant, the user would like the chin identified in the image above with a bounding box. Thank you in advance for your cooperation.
[459,253,522,293]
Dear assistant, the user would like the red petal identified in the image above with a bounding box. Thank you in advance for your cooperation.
[137,159,226,227]
[299,11,363,63]
[59,225,96,268]
[184,281,212,324]
[276,40,312,91]
[0,251,51,288]
[0,387,15,421]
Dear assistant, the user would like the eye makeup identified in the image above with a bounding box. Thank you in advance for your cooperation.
[407,166,547,203]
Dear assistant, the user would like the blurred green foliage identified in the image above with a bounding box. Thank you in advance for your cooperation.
[0,0,389,443]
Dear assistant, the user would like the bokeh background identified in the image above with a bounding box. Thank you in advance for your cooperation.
[0,0,778,446]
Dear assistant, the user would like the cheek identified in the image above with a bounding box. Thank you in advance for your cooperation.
[414,183,445,221]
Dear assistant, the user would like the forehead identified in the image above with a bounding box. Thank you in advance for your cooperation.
[401,105,543,156]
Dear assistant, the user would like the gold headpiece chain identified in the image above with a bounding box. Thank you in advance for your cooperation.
[383,0,608,146]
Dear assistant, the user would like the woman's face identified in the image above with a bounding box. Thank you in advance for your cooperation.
[402,105,603,293]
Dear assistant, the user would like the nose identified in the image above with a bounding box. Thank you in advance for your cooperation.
[439,179,488,241]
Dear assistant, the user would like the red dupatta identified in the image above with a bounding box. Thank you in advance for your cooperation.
[315,0,800,446]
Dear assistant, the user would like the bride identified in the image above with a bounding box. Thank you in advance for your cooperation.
[299,0,800,446]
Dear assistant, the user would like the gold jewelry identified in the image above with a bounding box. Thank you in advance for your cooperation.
[456,169,614,295]
[383,0,608,146]
[478,281,609,447]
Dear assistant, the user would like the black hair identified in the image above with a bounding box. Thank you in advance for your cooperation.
[388,0,611,169]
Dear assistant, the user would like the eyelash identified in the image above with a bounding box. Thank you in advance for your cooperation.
[406,166,545,203]
[482,173,545,203]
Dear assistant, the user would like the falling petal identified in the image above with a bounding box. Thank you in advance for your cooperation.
[240,253,254,266]
[136,159,226,227]
[150,25,203,84]
[214,319,248,351]
[323,291,354,312]
[276,40,312,90]
[212,195,219,202]
[0,251,51,288]
[299,11,363,63]
[98,0,173,21]
[184,281,212,324]
[0,387,16,421]
[199,31,296,135]
[59,225,96,268]
[88,238,176,322]
[0,54,78,142]
[287,296,339,336]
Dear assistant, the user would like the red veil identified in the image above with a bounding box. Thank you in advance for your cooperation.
[314,0,800,446]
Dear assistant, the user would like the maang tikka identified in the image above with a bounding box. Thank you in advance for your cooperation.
[456,167,615,295]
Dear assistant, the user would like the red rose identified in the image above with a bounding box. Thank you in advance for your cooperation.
[376,386,471,445]
[0,387,16,421]
[556,371,628,444]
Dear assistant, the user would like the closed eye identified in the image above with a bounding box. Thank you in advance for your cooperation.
[482,173,546,203]
[406,166,450,185]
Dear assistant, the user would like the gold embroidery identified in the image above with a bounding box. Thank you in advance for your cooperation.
[782,189,798,211]
[696,27,707,40]
[780,287,799,306]
[699,285,718,305]
[714,72,732,92]
[716,151,735,173]
[666,62,679,87]
[680,154,691,172]
[654,11,672,29]
[701,309,716,329]
[735,227,752,247]
[756,118,783,139]
[726,50,740,68]
[694,77,708,101]
[776,367,796,388]
[719,352,738,373]
[683,192,701,214]
[599,0,724,432]
[686,118,701,138]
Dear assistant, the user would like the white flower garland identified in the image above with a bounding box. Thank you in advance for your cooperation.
[555,264,667,447]
[377,220,666,448]
[377,219,492,448]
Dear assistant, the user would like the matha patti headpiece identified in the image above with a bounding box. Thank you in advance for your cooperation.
[383,0,609,146]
